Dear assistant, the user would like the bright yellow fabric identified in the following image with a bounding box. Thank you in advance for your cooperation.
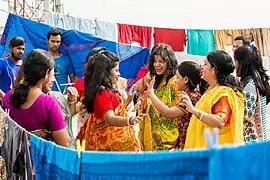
[184,86,244,149]
[139,74,181,151]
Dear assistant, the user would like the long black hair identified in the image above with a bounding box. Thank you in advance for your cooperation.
[10,49,54,108]
[85,47,106,64]
[148,43,178,89]
[234,46,270,102]
[207,50,242,92]
[83,49,119,113]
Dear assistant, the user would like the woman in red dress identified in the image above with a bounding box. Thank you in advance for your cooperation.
[77,49,143,151]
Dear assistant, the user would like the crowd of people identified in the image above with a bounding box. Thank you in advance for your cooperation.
[0,28,269,151]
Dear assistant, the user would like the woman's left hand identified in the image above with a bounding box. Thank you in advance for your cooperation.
[67,87,78,102]
[179,92,196,113]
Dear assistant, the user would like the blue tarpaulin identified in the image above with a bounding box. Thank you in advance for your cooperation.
[0,14,150,79]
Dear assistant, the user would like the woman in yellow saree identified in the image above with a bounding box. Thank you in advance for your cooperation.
[137,43,181,151]
[77,49,143,151]
[180,50,245,149]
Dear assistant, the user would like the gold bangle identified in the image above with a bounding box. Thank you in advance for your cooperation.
[68,99,77,104]
[127,117,132,126]
[199,110,204,121]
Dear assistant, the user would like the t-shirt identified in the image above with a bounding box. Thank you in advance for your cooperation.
[0,57,20,93]
[52,55,74,93]
[94,90,121,119]
[2,91,65,131]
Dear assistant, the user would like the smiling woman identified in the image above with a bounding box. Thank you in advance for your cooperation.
[136,43,182,151]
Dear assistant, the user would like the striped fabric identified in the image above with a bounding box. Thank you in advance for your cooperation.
[260,95,268,140]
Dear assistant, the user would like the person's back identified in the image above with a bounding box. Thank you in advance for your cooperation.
[234,46,269,141]
[3,91,64,132]
[2,49,71,147]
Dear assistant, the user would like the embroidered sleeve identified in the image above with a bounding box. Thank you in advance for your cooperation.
[243,83,258,141]
[212,96,231,125]
[243,84,257,122]
[244,91,257,120]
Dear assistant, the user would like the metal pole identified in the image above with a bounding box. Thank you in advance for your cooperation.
[55,0,63,13]
[13,0,16,14]
[7,0,12,13]
[22,0,25,16]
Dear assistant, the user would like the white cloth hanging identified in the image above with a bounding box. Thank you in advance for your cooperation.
[44,12,118,42]
[45,12,96,35]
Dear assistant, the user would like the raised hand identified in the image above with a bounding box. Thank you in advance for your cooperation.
[67,87,79,102]
[178,91,196,113]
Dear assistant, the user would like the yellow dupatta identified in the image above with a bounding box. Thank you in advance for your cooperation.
[184,86,244,149]
[138,74,180,151]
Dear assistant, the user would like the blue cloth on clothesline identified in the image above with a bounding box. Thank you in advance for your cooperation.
[80,150,209,180]
[0,14,150,79]
[210,141,270,180]
[30,135,81,180]
[28,125,270,180]
[30,132,209,180]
